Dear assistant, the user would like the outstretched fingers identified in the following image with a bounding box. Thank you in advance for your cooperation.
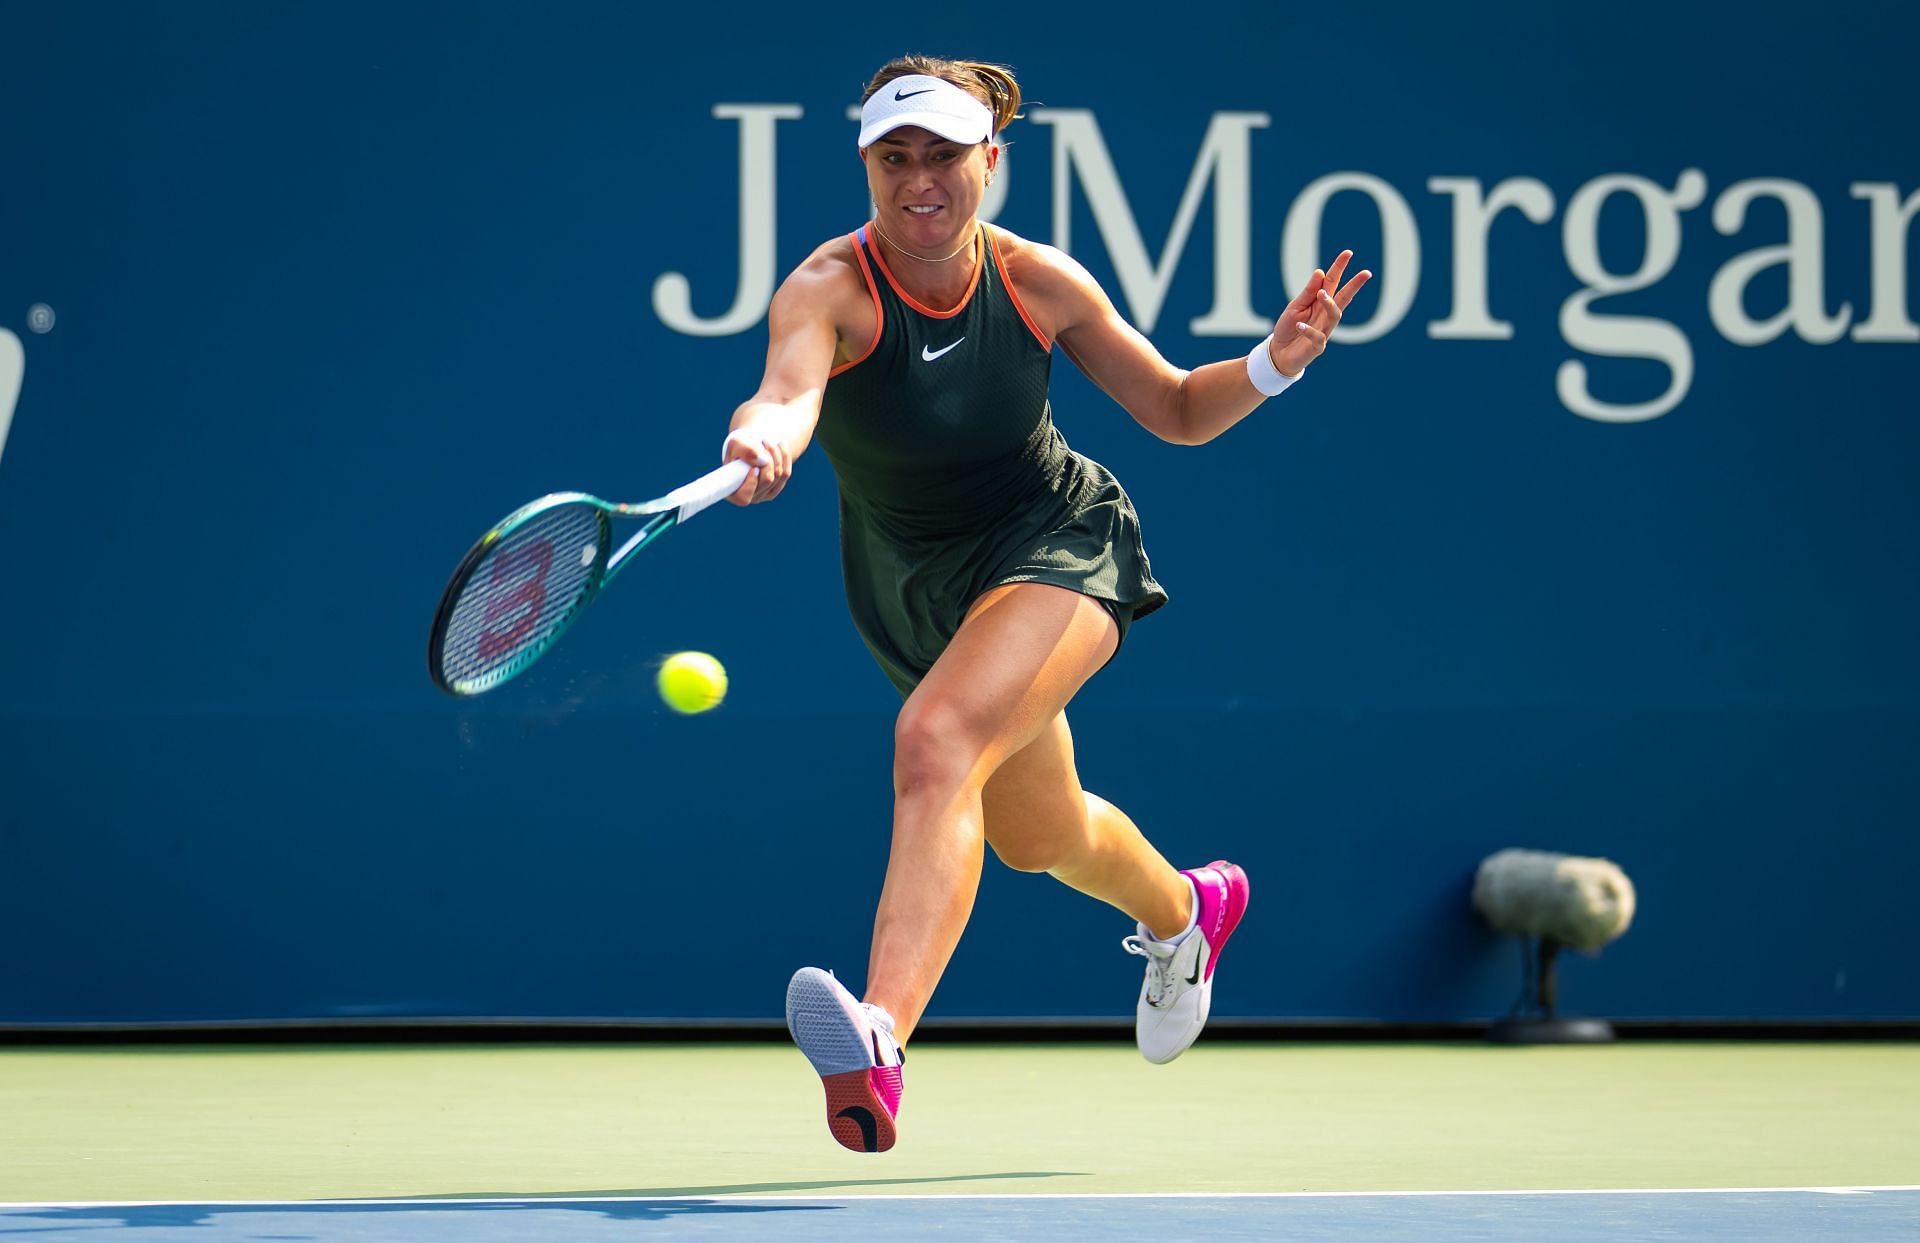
[1265,250,1370,377]
[1320,250,1375,311]
[1314,287,1343,330]
[1334,266,1373,311]
[1282,268,1325,319]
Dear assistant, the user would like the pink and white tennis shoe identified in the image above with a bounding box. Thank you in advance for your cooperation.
[785,967,904,1153]
[1124,860,1250,1064]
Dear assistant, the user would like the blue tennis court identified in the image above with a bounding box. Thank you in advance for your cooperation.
[6,1189,1919,1241]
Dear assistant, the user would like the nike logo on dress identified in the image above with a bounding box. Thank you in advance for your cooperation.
[921,339,964,361]
[894,88,935,100]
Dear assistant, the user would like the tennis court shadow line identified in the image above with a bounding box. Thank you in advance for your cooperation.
[424,1171,1092,1198]
[0,1202,835,1230]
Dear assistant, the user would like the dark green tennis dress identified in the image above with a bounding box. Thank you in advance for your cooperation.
[814,224,1167,697]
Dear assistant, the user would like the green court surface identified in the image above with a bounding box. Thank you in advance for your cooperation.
[3,1042,1915,1202]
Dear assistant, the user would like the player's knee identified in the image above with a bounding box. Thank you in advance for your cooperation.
[986,832,1069,874]
[984,792,1093,874]
[892,700,983,794]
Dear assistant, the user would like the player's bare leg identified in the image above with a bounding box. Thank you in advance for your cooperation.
[980,713,1191,939]
[863,582,1121,1041]
[982,698,1249,1067]
[788,583,1118,1151]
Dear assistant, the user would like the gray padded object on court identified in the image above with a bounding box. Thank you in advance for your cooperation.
[1472,848,1636,954]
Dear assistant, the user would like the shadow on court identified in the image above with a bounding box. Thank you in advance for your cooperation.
[423,1170,1091,1198]
[0,1200,837,1231]
[8,1190,1920,1242]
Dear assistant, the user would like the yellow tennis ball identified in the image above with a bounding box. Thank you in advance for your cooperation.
[657,651,727,714]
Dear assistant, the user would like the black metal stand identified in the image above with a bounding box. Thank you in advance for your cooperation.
[1488,937,1616,1044]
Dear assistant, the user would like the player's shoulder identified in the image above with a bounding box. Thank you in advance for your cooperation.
[988,226,1106,335]
[989,226,1098,300]
[789,234,868,291]
[771,233,871,322]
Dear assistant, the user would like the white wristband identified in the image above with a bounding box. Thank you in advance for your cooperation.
[1246,336,1300,398]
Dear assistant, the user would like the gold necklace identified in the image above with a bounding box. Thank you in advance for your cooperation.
[870,217,976,264]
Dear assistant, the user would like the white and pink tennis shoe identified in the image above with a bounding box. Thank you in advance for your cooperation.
[1124,860,1250,1064]
[785,967,905,1153]
[785,861,1246,1151]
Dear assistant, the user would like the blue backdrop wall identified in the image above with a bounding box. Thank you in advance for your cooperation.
[2,1,1915,1024]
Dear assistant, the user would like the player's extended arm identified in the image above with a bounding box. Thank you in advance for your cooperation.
[1046,247,1368,446]
[723,262,845,505]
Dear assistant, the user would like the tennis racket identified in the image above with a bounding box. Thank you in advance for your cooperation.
[427,459,750,696]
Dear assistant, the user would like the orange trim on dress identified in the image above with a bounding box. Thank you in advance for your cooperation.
[866,222,983,320]
[830,228,885,378]
[987,225,1052,351]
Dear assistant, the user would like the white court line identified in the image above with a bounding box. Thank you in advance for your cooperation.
[3,1186,1918,1209]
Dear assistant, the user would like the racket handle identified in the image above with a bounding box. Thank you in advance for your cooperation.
[662,459,752,521]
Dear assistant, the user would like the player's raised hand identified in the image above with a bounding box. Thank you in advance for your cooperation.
[1269,250,1371,378]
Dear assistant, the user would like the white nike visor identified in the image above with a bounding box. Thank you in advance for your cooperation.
[858,74,995,149]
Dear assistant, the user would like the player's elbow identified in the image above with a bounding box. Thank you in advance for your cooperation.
[1153,381,1217,446]
[1152,423,1209,447]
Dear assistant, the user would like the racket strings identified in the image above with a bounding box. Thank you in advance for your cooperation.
[437,505,604,691]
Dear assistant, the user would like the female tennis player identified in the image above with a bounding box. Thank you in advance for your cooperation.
[721,56,1369,1153]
